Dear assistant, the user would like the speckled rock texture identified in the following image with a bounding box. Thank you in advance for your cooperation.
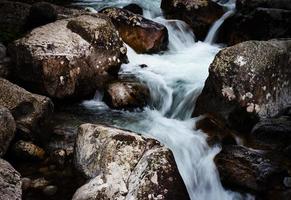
[0,158,22,200]
[161,0,223,40]
[194,40,291,132]
[0,106,16,157]
[9,14,127,99]
[73,124,189,200]
[103,79,150,110]
[0,78,53,138]
[101,7,168,54]
[218,0,291,45]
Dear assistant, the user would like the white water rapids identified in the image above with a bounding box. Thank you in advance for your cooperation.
[76,0,252,199]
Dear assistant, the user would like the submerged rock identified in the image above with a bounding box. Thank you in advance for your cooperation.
[0,106,16,157]
[161,0,223,40]
[9,14,127,99]
[0,158,22,200]
[0,78,53,138]
[101,7,168,54]
[73,124,189,200]
[219,0,291,45]
[215,145,286,192]
[103,79,150,110]
[194,40,291,133]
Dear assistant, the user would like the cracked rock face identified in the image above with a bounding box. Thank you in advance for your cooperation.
[0,78,53,138]
[101,7,168,54]
[73,124,189,200]
[194,40,291,132]
[9,14,127,99]
[0,158,22,200]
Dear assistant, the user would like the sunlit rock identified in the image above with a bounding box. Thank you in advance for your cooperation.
[9,14,127,99]
[194,40,291,133]
[73,124,189,200]
[101,7,168,54]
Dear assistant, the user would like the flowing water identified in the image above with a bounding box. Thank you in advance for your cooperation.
[73,0,250,199]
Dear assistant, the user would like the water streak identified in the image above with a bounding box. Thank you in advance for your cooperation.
[76,0,251,199]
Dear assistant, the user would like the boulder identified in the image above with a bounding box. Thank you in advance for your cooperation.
[250,116,291,150]
[219,1,291,45]
[237,0,291,11]
[215,145,286,192]
[0,1,31,44]
[73,124,189,200]
[194,40,291,133]
[0,1,87,44]
[123,3,143,15]
[103,79,150,110]
[161,0,223,40]
[0,106,16,157]
[0,158,22,200]
[9,14,127,99]
[0,78,53,138]
[101,7,168,54]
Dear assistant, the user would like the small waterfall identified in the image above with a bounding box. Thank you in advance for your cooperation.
[78,0,252,199]
[205,1,236,44]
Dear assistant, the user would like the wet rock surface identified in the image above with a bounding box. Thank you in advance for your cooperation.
[101,7,168,54]
[161,0,223,40]
[194,40,291,133]
[103,79,150,110]
[0,158,22,200]
[0,78,53,139]
[0,106,16,157]
[9,14,127,99]
[73,123,189,200]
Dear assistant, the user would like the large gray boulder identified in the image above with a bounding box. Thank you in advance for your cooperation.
[0,158,22,200]
[0,106,16,157]
[9,14,127,99]
[0,78,53,138]
[73,124,189,200]
[194,40,291,132]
